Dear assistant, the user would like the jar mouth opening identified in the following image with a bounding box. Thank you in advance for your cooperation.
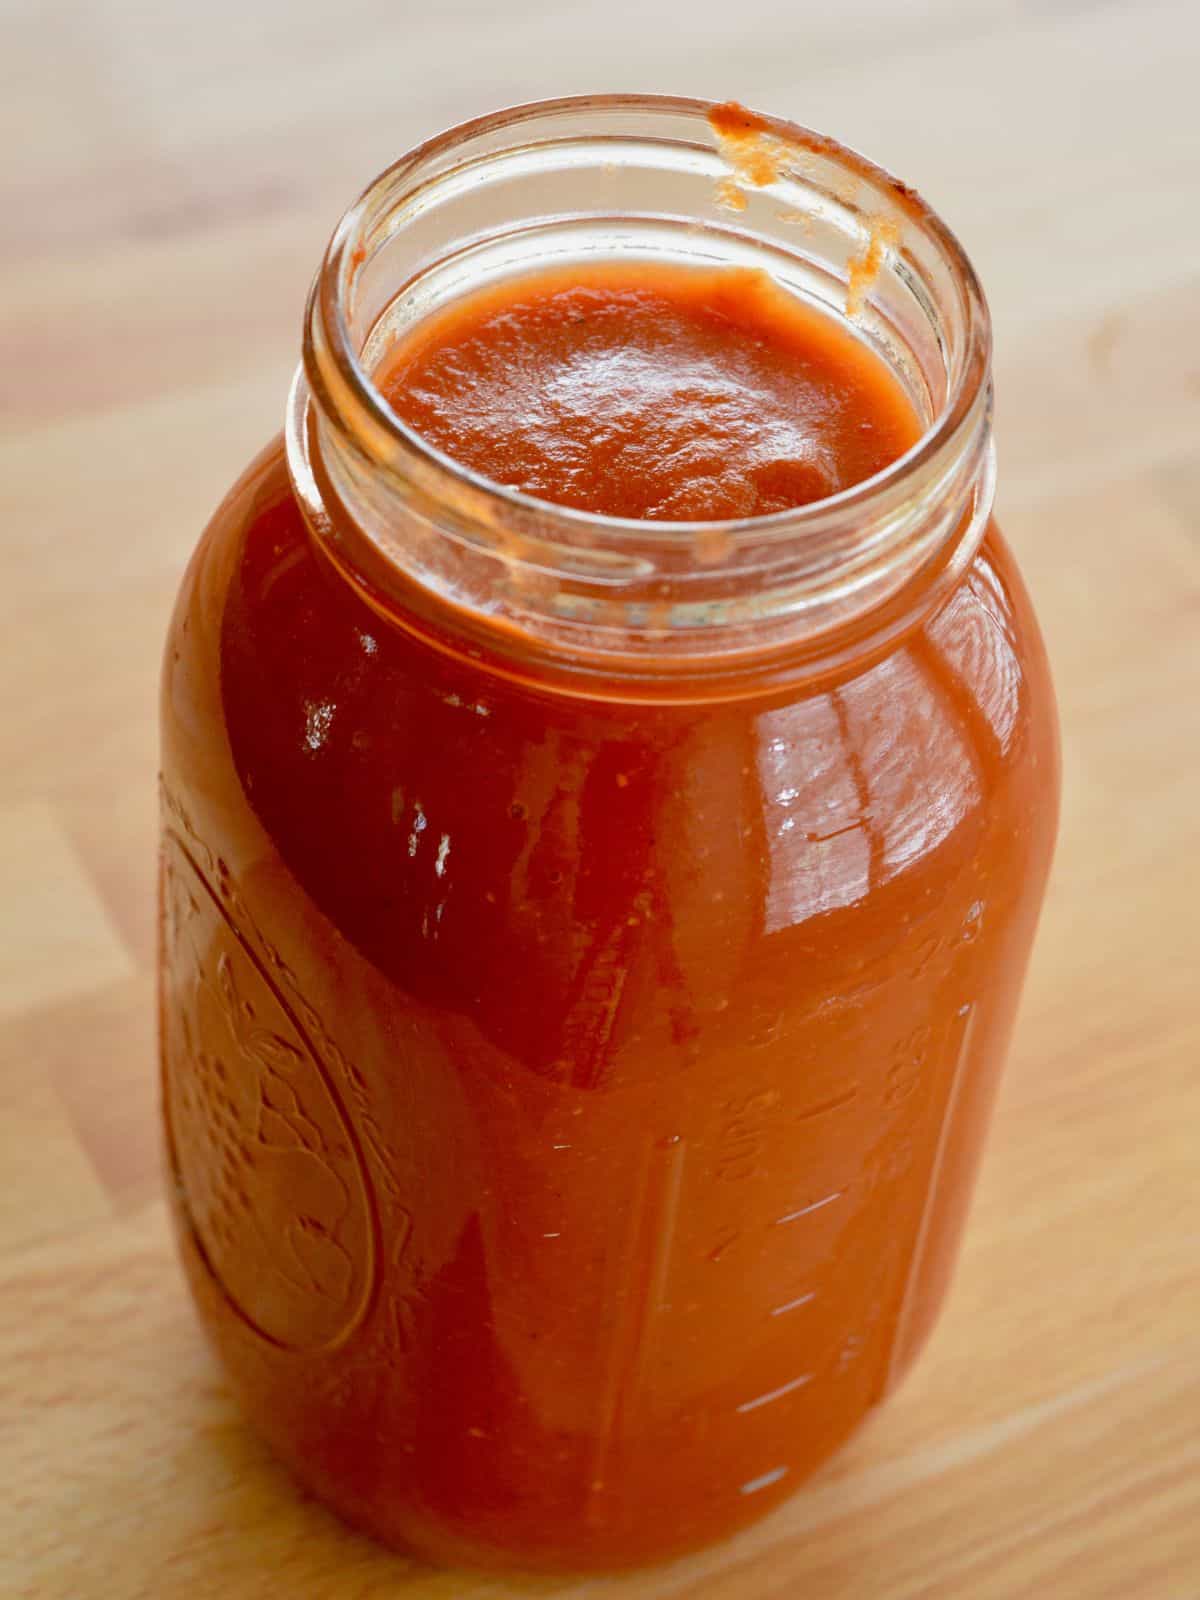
[307,92,991,551]
[292,94,995,693]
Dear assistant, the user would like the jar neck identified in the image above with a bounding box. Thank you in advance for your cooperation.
[287,95,994,700]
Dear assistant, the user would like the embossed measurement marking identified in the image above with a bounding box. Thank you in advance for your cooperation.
[736,1372,813,1413]
[740,1466,790,1496]
[797,1086,858,1120]
[770,1291,816,1316]
[775,1190,843,1224]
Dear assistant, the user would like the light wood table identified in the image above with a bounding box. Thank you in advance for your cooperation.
[3,4,1198,1596]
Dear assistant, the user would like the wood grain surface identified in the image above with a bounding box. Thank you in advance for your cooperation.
[2,3,1198,1596]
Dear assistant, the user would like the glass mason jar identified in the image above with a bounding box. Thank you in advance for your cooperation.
[159,96,1059,1571]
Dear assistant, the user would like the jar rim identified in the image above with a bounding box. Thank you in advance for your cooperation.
[292,94,995,696]
[310,92,990,549]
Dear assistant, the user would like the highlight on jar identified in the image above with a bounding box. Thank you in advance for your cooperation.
[159,95,1060,1573]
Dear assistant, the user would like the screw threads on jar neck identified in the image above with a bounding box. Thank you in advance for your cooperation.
[288,95,994,698]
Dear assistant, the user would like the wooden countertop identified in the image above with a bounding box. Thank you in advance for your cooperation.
[3,3,1198,1596]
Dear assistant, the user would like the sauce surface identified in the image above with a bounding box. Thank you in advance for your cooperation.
[378,263,921,521]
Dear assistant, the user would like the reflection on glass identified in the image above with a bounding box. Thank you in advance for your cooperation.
[758,650,981,934]
[929,554,1024,757]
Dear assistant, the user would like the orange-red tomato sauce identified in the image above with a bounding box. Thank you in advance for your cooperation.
[160,258,1058,1571]
[378,262,921,520]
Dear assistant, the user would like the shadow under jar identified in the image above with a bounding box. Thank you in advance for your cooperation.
[159,96,1060,1572]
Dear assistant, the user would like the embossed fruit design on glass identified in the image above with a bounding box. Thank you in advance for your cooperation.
[159,97,1059,1571]
[161,823,376,1352]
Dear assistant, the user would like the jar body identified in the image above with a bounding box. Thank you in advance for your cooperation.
[160,434,1058,1568]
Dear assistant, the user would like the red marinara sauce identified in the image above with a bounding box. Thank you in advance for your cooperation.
[159,99,1059,1572]
[376,262,921,520]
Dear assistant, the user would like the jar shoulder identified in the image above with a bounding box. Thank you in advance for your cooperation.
[163,448,1059,960]
[167,441,1058,794]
